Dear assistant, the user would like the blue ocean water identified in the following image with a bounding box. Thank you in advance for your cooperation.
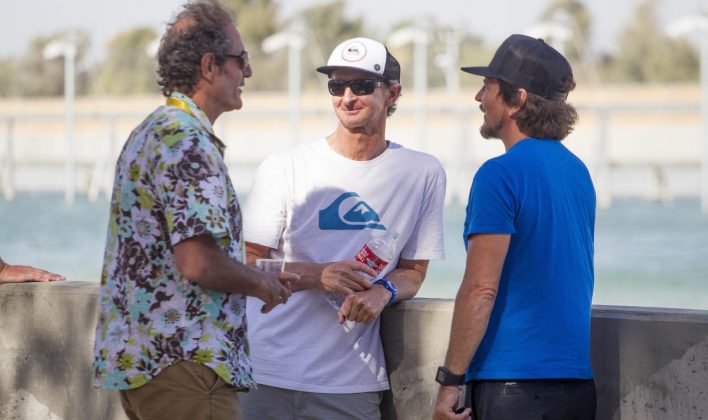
[1,193,707,310]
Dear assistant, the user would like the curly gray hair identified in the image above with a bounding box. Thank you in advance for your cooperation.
[157,1,235,97]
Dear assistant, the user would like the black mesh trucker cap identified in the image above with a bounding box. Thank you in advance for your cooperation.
[461,34,572,101]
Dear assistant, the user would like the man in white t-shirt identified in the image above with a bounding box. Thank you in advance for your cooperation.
[241,37,446,419]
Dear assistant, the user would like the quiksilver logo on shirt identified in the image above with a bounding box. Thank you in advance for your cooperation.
[319,192,385,230]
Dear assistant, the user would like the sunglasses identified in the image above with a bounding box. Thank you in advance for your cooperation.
[224,50,249,70]
[328,79,387,96]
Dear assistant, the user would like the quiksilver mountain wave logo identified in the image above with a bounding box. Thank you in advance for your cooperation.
[341,41,367,62]
[319,192,385,230]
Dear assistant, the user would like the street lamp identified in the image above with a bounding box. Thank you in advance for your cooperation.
[668,10,708,214]
[433,25,470,205]
[43,38,77,206]
[433,24,462,97]
[388,22,428,151]
[262,29,304,147]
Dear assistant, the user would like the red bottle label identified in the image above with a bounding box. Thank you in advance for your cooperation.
[355,245,388,274]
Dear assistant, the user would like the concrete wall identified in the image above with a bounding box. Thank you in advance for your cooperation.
[1,282,707,420]
[381,300,708,420]
[0,282,125,420]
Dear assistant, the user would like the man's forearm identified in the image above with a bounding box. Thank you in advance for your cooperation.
[444,286,496,374]
[177,235,296,313]
[195,253,264,295]
[245,242,325,291]
[384,259,428,303]
[383,269,421,302]
[176,235,264,296]
[443,234,508,374]
[281,261,326,290]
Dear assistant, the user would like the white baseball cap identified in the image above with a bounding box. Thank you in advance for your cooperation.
[317,37,401,80]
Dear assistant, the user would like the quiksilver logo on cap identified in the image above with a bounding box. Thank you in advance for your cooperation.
[341,41,367,62]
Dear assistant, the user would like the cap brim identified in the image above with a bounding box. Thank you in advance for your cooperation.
[316,65,384,79]
[460,66,496,77]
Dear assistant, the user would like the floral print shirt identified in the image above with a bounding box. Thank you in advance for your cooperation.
[93,92,254,390]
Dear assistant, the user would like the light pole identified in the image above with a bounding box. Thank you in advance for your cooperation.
[388,22,429,151]
[43,39,77,206]
[668,10,708,213]
[433,24,462,97]
[262,29,304,148]
[434,25,468,205]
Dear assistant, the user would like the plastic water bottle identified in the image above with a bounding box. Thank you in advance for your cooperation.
[326,229,398,310]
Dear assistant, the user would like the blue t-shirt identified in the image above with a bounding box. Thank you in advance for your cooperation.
[463,138,596,380]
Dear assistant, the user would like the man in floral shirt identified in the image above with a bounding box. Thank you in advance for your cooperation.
[92,2,297,419]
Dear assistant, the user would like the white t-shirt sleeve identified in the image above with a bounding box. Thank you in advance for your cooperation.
[399,161,447,261]
[243,154,288,249]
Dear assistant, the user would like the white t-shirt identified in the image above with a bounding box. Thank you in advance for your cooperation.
[243,138,446,393]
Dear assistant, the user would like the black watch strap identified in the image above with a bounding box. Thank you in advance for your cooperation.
[435,366,466,386]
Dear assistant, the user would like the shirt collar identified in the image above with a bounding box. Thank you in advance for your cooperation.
[168,92,227,154]
[169,92,214,134]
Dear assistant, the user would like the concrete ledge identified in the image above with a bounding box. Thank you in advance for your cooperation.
[2,282,708,420]
[381,299,708,420]
[0,282,125,420]
[590,305,708,419]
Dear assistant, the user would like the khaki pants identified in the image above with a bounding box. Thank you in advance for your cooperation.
[119,361,243,420]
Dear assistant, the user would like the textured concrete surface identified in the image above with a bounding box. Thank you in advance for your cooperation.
[0,282,126,420]
[380,298,457,420]
[2,282,708,420]
[591,306,708,420]
[380,301,708,420]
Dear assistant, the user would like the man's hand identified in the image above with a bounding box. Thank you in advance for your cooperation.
[0,263,65,284]
[320,261,377,295]
[255,271,299,313]
[337,283,390,324]
[432,386,472,420]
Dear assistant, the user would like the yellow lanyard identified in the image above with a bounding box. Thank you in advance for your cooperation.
[166,97,196,118]
[165,96,224,154]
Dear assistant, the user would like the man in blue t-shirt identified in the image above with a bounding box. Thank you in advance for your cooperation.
[433,34,597,420]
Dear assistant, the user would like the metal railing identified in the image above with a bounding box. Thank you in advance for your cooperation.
[0,102,704,211]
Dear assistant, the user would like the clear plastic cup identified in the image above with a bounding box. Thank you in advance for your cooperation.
[255,259,284,273]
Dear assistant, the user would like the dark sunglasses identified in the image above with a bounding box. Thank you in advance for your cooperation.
[328,79,387,96]
[224,50,249,70]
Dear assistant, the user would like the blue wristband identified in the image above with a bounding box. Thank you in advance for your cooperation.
[374,278,397,306]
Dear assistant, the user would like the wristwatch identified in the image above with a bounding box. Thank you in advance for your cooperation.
[435,366,466,386]
[373,278,397,306]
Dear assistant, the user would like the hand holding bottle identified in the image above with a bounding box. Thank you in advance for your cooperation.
[321,260,377,295]
[325,229,398,311]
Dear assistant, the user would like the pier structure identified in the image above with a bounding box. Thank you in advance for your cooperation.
[0,87,705,211]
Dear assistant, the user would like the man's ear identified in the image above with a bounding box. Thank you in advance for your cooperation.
[387,83,402,105]
[509,88,527,118]
[200,52,218,83]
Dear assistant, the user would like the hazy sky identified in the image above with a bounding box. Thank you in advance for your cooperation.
[2,0,705,63]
